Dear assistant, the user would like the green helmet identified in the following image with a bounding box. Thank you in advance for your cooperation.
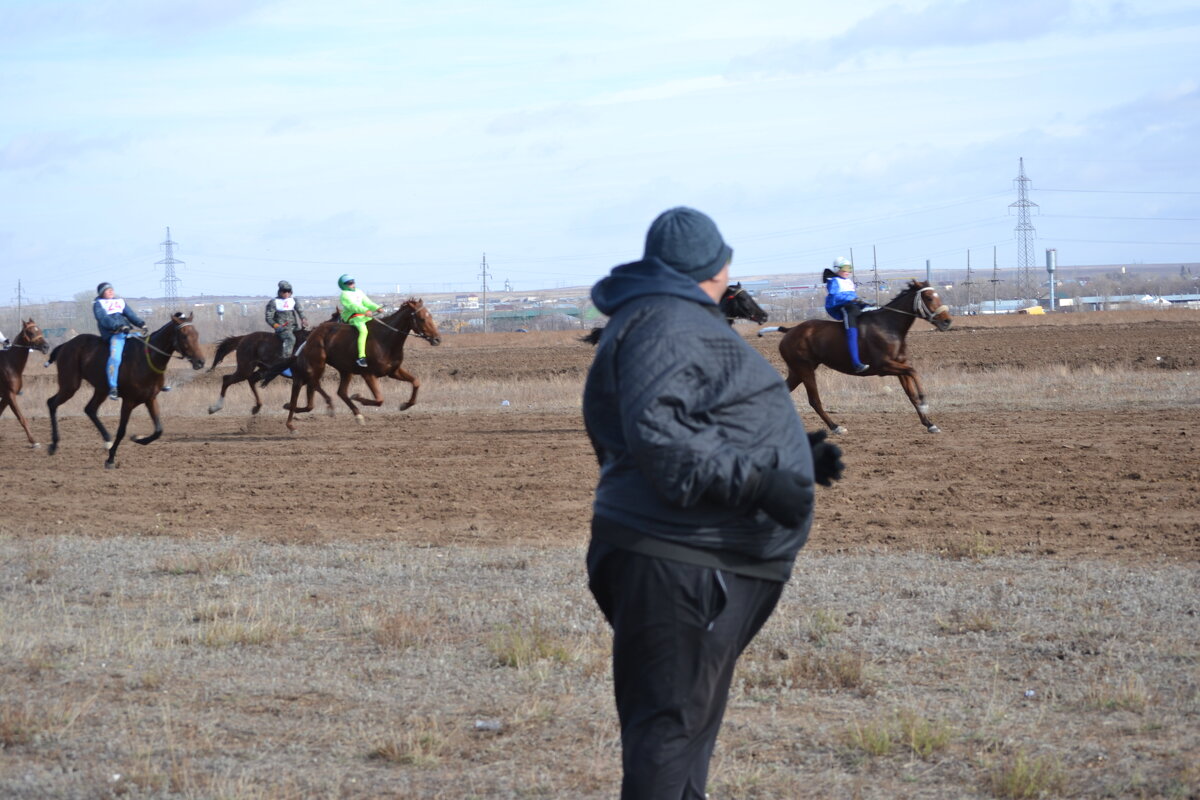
[337,274,355,290]
[832,256,853,271]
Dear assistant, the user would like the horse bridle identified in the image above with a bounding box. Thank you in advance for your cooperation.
[371,306,435,342]
[880,287,949,324]
[138,320,199,374]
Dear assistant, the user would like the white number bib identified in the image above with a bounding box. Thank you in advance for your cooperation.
[97,298,126,315]
[275,298,296,312]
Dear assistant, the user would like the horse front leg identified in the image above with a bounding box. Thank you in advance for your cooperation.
[896,371,939,433]
[132,396,164,446]
[2,393,39,447]
[793,366,845,434]
[247,375,264,415]
[388,366,419,411]
[350,374,385,408]
[336,374,364,424]
[105,401,136,469]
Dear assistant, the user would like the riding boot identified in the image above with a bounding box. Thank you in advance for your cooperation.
[846,327,870,372]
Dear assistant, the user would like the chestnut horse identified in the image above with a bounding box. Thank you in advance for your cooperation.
[581,282,768,344]
[206,329,311,415]
[762,281,952,434]
[0,319,51,447]
[261,299,442,432]
[47,313,206,467]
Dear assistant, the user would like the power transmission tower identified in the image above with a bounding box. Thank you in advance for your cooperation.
[868,246,882,305]
[478,253,490,333]
[989,246,1001,313]
[1009,158,1038,302]
[12,280,30,318]
[962,250,976,312]
[156,227,184,307]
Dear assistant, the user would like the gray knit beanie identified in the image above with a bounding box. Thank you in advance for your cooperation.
[643,207,732,282]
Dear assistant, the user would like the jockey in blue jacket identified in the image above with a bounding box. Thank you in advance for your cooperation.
[93,282,146,400]
[824,257,870,373]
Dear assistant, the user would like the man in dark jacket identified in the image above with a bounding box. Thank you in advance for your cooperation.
[264,280,308,361]
[93,282,146,400]
[583,207,842,800]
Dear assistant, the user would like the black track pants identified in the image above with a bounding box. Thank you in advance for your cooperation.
[587,541,785,800]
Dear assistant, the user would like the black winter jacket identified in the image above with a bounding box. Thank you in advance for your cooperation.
[583,258,814,581]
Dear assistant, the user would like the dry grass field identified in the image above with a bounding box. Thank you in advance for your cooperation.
[1,309,1198,799]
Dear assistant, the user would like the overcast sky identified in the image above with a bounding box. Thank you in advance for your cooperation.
[2,0,1198,302]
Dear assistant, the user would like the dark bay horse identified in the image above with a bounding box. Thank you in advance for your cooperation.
[47,313,206,467]
[581,282,768,344]
[0,319,51,447]
[262,299,442,432]
[764,281,952,434]
[206,329,311,415]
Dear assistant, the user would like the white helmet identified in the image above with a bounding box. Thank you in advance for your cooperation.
[832,256,853,271]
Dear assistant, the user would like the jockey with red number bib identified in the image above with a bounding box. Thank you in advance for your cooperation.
[337,275,381,368]
[93,282,146,400]
[824,257,871,373]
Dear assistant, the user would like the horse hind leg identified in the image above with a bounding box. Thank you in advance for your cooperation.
[209,373,240,414]
[796,366,846,435]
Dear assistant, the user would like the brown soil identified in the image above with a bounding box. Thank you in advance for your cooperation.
[4,311,1198,561]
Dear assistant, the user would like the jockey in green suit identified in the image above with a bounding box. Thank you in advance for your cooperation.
[337,275,381,368]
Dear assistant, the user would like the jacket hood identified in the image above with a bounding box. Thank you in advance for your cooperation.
[591,257,716,316]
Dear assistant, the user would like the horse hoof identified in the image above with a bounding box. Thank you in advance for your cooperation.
[399,402,414,411]
[104,440,114,450]
[927,425,941,434]
[355,414,365,426]
[832,425,848,435]
[31,442,40,449]
[48,444,58,456]
[251,406,261,416]
[207,406,220,415]
[105,461,118,470]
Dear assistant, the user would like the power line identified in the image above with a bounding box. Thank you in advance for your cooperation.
[1038,188,1200,195]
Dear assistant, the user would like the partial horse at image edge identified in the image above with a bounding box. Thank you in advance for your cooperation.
[0,319,51,447]
[764,280,952,434]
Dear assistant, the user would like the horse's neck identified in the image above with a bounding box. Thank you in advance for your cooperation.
[876,293,919,334]
[3,344,30,373]
[144,328,174,368]
[381,309,415,346]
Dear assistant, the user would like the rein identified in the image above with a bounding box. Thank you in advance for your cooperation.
[136,322,196,374]
[878,287,949,325]
[371,309,433,341]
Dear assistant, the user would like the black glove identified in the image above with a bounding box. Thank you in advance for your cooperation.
[808,430,845,487]
[754,468,814,528]
[119,325,132,333]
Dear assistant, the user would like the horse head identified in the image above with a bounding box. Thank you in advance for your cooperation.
[170,312,207,369]
[911,282,953,331]
[722,283,768,325]
[16,319,49,354]
[400,299,442,346]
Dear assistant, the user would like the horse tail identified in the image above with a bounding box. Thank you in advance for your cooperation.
[46,342,65,366]
[756,325,791,337]
[208,335,244,371]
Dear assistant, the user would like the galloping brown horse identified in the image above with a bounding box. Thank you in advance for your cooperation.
[47,313,206,467]
[206,329,310,415]
[262,299,442,432]
[0,319,50,447]
[764,281,952,434]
